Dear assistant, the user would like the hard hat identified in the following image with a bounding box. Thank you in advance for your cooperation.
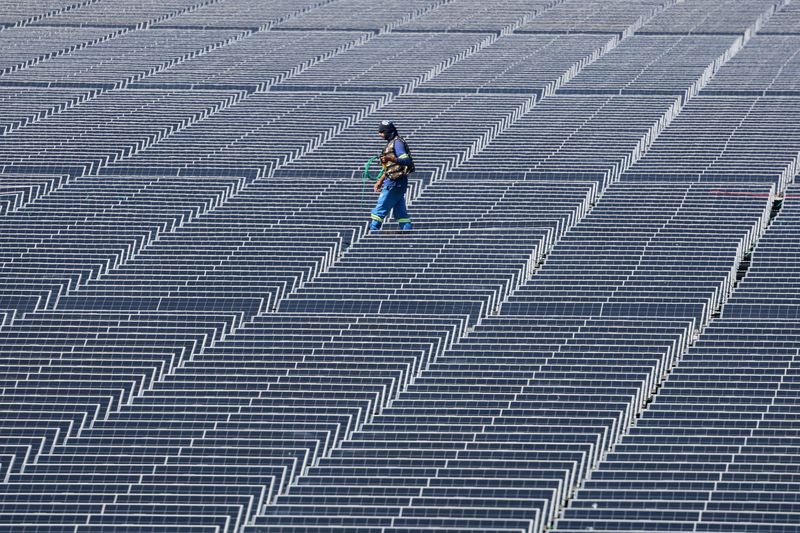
[378,120,397,137]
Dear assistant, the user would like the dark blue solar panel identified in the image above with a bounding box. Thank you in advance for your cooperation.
[1,1,798,533]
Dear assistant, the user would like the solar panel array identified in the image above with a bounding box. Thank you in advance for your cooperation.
[760,0,800,32]
[0,0,798,532]
[554,187,800,532]
[622,96,800,189]
[702,34,800,94]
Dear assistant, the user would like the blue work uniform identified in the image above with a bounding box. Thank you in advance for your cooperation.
[370,137,413,231]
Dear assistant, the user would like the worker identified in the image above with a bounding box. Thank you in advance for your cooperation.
[370,121,414,231]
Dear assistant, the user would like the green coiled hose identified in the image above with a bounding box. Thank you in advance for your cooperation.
[360,155,385,208]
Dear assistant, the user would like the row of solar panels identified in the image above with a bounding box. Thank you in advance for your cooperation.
[6,0,797,36]
[0,173,592,311]
[4,87,800,193]
[2,29,798,101]
[0,1,793,96]
[0,0,793,193]
[0,167,596,529]
[620,96,800,190]
[0,10,780,378]
[552,186,800,532]
[503,183,774,327]
[0,24,771,95]
[10,28,800,100]
[236,184,772,531]
[725,182,800,318]
[0,178,775,532]
[1,0,799,532]
[0,0,648,34]
[0,88,726,187]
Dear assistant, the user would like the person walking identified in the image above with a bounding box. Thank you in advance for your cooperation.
[370,121,414,231]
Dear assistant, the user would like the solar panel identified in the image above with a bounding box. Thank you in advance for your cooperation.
[1,0,799,531]
[553,187,800,531]
[151,0,336,31]
[702,35,800,95]
[636,0,780,35]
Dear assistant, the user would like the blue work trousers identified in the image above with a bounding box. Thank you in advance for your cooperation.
[370,185,412,231]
